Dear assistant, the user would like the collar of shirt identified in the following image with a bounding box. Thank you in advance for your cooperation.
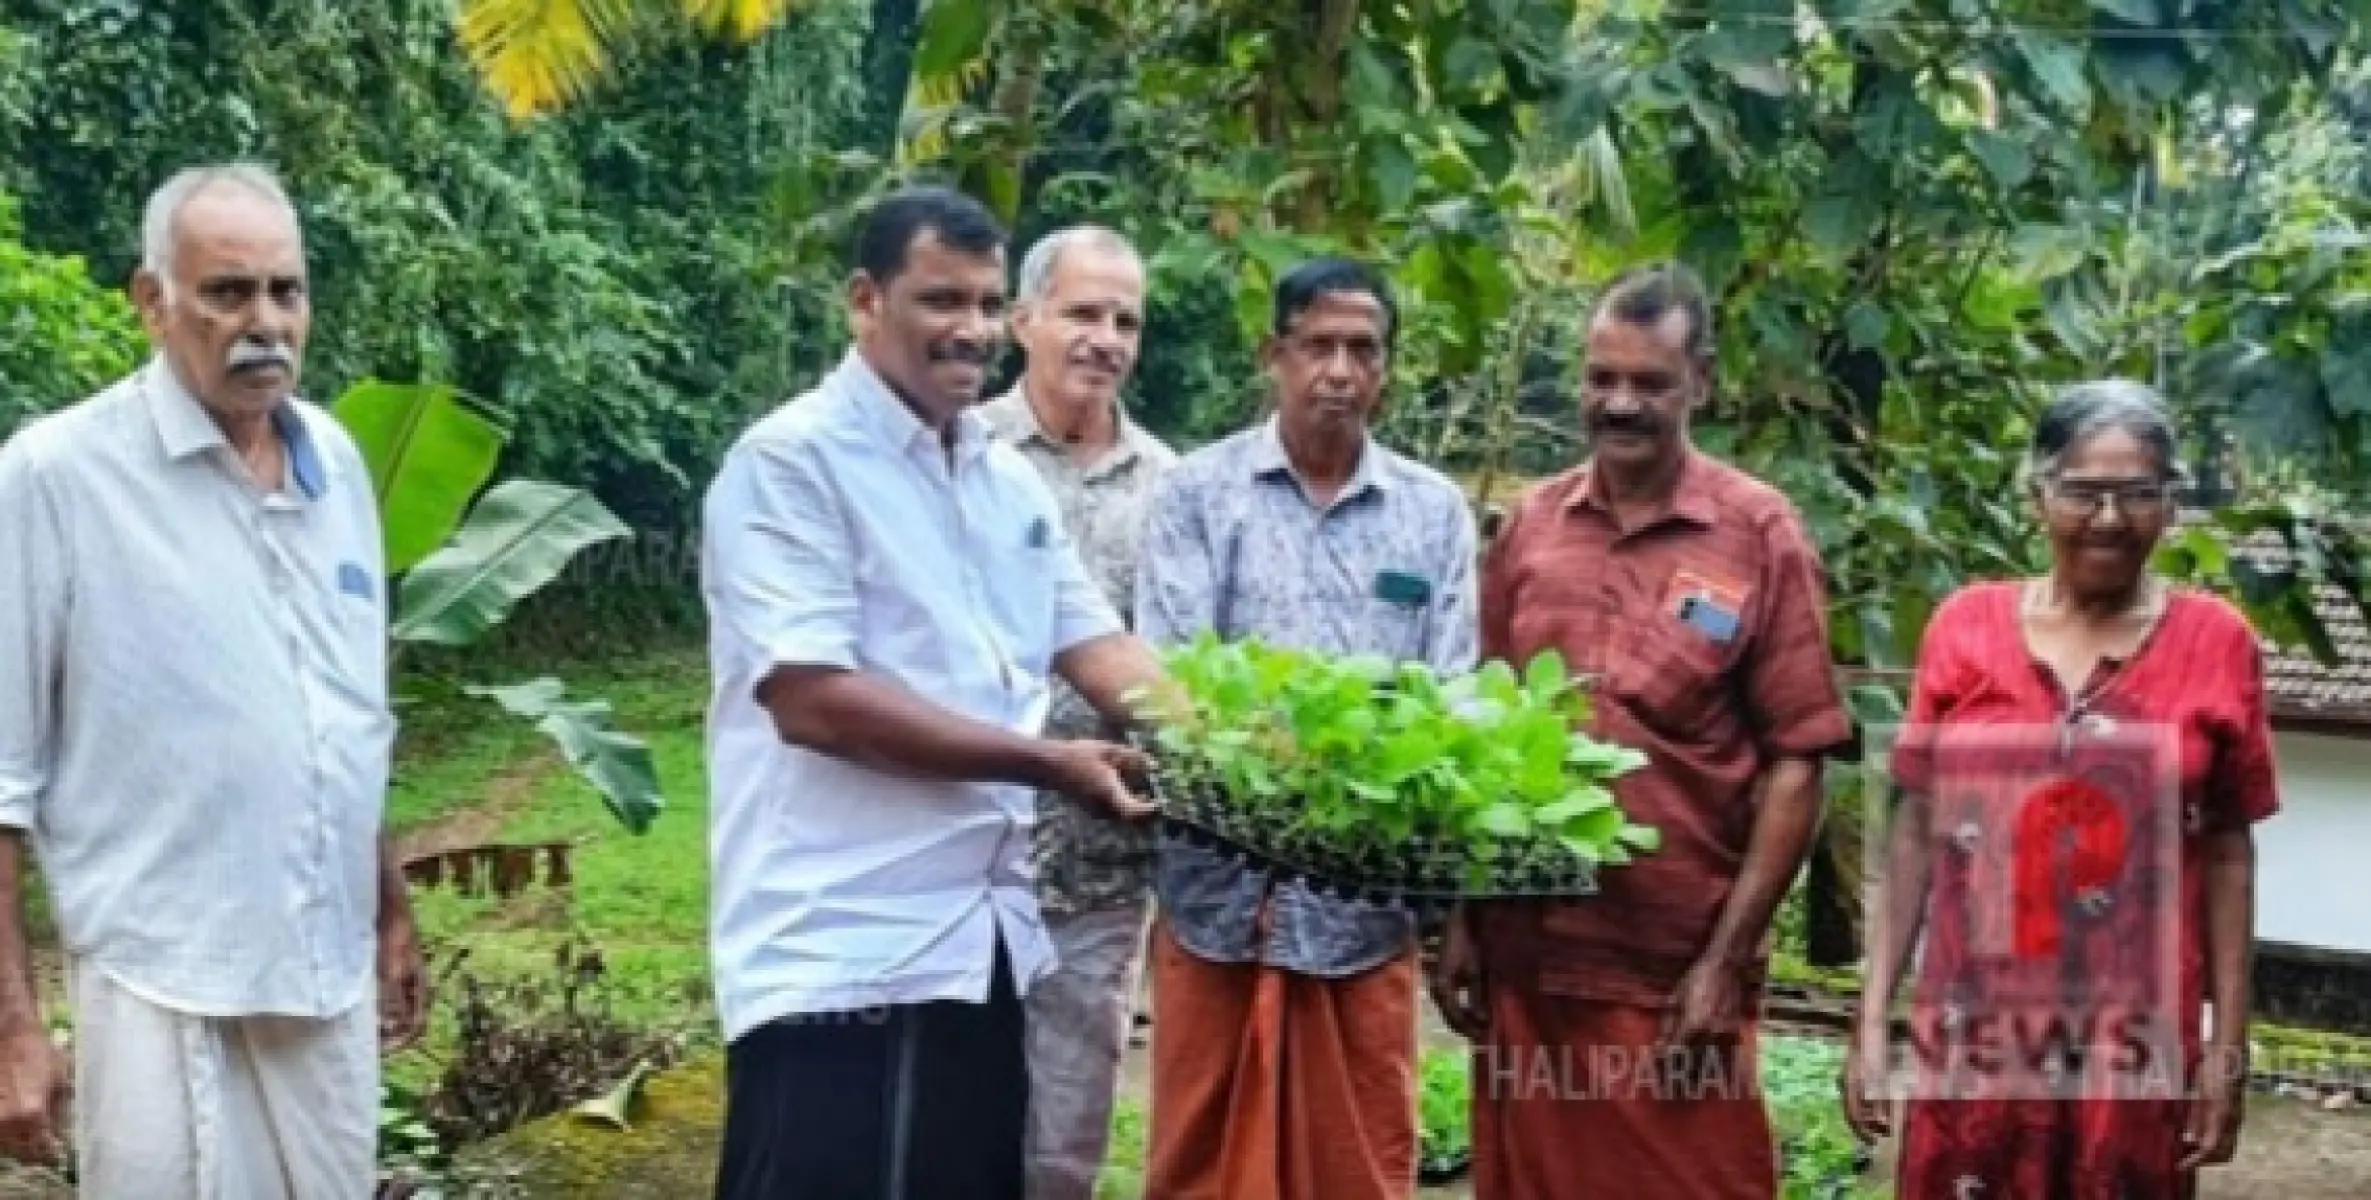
[1563,447,1717,530]
[140,356,328,502]
[1245,414,1389,506]
[977,385,1154,480]
[834,349,994,469]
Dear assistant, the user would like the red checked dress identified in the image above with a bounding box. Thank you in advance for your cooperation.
[1885,582,2281,1200]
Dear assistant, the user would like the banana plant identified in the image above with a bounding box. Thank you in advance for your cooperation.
[334,379,663,835]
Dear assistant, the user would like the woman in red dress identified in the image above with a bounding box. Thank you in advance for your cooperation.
[1842,380,2278,1198]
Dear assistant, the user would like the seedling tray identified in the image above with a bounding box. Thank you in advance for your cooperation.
[1146,770,1601,908]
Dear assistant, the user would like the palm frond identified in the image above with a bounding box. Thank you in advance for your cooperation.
[898,56,993,164]
[456,0,642,119]
[1581,126,1637,240]
[682,0,801,41]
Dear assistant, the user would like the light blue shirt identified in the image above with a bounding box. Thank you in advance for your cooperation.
[700,351,1124,1041]
[1136,418,1480,976]
[0,357,391,1019]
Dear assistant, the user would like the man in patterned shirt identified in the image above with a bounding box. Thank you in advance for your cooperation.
[977,225,1177,1200]
[1135,257,1480,1197]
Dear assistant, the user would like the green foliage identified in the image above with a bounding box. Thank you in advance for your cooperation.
[1762,1036,1886,1200]
[1142,634,1657,885]
[334,379,663,834]
[1417,1047,1471,1175]
[379,1078,450,1191]
[0,190,145,435]
[1,0,875,544]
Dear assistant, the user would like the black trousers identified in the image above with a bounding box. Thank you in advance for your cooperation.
[714,944,1027,1200]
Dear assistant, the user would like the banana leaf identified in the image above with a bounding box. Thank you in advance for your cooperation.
[468,678,662,834]
[393,479,629,647]
[331,380,506,574]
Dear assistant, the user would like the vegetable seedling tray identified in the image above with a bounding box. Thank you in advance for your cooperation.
[1143,768,1602,909]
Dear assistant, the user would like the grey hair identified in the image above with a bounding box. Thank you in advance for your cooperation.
[2025,379,2188,487]
[1014,225,1139,306]
[140,163,300,296]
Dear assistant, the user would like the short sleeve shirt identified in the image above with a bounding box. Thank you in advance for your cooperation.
[1474,451,1853,1005]
[977,388,1178,917]
[1135,420,1480,976]
[700,352,1124,1042]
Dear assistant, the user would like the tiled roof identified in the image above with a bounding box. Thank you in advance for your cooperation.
[2217,522,2371,728]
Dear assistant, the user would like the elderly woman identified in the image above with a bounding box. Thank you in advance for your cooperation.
[1842,380,2278,1197]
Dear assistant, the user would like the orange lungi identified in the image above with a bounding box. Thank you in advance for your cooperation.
[1470,987,1777,1200]
[1142,919,1420,1200]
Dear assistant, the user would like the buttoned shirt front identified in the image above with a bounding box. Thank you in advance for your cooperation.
[1474,452,1852,1006]
[701,352,1124,1043]
[1135,418,1480,977]
[0,357,391,1019]
[977,387,1177,917]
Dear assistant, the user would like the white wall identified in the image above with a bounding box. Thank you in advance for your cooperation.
[2256,730,2371,954]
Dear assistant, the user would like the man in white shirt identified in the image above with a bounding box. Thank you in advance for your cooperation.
[977,226,1177,1200]
[0,163,426,1197]
[701,186,1168,1200]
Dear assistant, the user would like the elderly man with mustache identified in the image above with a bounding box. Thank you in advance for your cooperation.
[0,163,426,1197]
[1432,262,1852,1200]
[975,225,1178,1200]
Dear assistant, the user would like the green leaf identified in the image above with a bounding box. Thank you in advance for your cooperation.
[2088,0,2159,24]
[2093,39,2190,113]
[332,380,505,575]
[394,480,631,646]
[2326,321,2371,418]
[468,678,662,833]
[1523,650,1568,698]
[1348,41,1402,111]
[1681,217,1747,294]
[1803,150,1884,252]
[911,0,992,80]
[1720,60,1792,97]
[2015,31,2091,119]
[1617,824,1662,853]
[1443,37,1498,93]
[1967,131,2035,190]
[1845,301,1890,352]
[1476,803,1532,837]
[1370,139,1419,212]
[2010,223,2088,282]
[1852,73,1922,160]
[1536,786,1614,824]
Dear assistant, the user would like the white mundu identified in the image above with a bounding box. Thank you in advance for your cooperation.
[0,358,391,1197]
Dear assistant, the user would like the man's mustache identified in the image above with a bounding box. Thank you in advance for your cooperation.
[1068,345,1126,374]
[928,341,991,367]
[1591,411,1659,434]
[225,341,296,375]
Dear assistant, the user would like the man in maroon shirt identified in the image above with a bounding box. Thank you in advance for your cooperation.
[1430,262,1853,1199]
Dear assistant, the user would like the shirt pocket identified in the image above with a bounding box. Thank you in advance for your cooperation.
[1610,621,1732,740]
[1359,593,1429,661]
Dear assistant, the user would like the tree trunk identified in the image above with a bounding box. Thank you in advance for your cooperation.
[1289,0,1360,232]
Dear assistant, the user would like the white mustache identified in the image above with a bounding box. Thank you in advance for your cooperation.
[225,342,295,373]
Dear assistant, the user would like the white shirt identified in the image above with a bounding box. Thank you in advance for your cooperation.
[700,351,1122,1042]
[0,358,392,1019]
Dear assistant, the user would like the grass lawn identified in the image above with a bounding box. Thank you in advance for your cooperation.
[384,640,720,1094]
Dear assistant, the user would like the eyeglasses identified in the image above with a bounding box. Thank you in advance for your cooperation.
[2043,478,2174,517]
